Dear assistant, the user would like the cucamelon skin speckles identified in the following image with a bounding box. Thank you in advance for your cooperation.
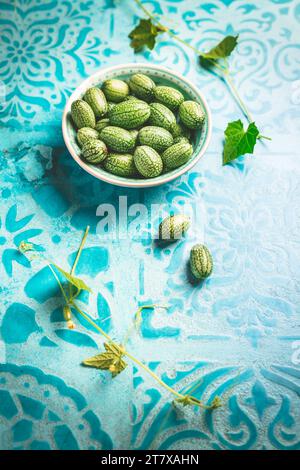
[148,102,177,132]
[179,100,205,129]
[102,79,129,103]
[161,141,193,169]
[109,100,151,129]
[83,87,108,118]
[95,118,110,132]
[71,99,96,129]
[138,126,173,152]
[82,140,108,164]
[158,214,190,241]
[134,146,163,178]
[77,127,99,147]
[103,153,137,177]
[190,244,213,279]
[128,73,155,102]
[100,126,135,153]
[154,86,184,111]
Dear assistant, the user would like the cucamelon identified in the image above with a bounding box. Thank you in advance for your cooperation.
[103,153,137,177]
[159,214,190,241]
[129,129,139,146]
[179,100,205,129]
[109,100,151,129]
[95,118,110,132]
[190,244,213,279]
[71,99,96,129]
[102,79,129,102]
[128,73,155,102]
[161,141,193,169]
[173,136,190,145]
[148,102,176,132]
[100,126,135,153]
[83,87,108,118]
[82,140,108,164]
[154,86,184,111]
[138,126,173,152]
[77,127,99,147]
[134,145,163,178]
[171,122,191,140]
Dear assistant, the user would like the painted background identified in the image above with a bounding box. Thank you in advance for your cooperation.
[0,0,300,450]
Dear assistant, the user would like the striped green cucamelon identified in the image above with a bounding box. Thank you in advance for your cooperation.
[128,73,155,102]
[138,126,173,152]
[148,102,176,132]
[71,99,96,129]
[83,87,108,118]
[129,129,139,146]
[179,100,205,129]
[102,79,129,102]
[134,146,163,178]
[171,122,191,140]
[190,244,213,279]
[82,140,108,164]
[154,86,184,111]
[159,214,190,241]
[109,100,151,129]
[173,136,190,145]
[161,141,193,169]
[103,153,137,177]
[77,127,99,147]
[107,102,116,113]
[95,118,110,132]
[100,126,135,153]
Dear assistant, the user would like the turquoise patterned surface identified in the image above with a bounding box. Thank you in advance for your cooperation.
[0,0,300,450]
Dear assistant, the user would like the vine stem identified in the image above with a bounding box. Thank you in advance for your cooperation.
[133,0,271,140]
[70,300,185,400]
[43,227,218,410]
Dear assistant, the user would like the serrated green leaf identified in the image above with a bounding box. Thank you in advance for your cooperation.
[201,35,239,60]
[82,342,127,377]
[83,352,116,369]
[128,18,164,52]
[52,263,92,293]
[223,120,259,165]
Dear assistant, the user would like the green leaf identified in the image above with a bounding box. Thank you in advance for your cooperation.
[128,18,164,52]
[82,342,127,378]
[223,120,259,165]
[201,35,239,60]
[51,263,92,293]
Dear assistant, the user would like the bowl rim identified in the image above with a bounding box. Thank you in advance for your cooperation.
[62,62,212,188]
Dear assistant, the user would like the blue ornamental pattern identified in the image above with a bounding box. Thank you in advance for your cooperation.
[0,0,300,450]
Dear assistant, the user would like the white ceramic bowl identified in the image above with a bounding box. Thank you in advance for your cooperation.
[62,63,212,188]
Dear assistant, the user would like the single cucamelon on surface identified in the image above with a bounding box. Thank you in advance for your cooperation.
[109,100,151,129]
[77,127,99,147]
[102,79,129,103]
[128,73,155,102]
[103,153,137,177]
[148,102,177,132]
[95,118,110,132]
[158,214,190,241]
[138,126,173,152]
[190,244,213,279]
[71,99,96,129]
[154,86,184,111]
[100,126,135,153]
[82,140,108,164]
[83,87,108,118]
[161,141,193,169]
[179,100,205,129]
[133,145,163,178]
